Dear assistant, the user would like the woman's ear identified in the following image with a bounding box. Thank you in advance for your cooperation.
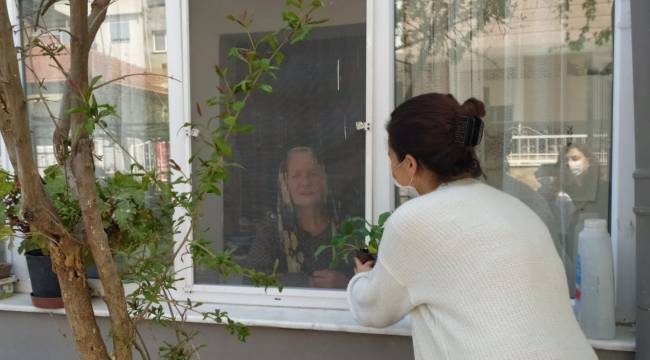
[404,154,418,172]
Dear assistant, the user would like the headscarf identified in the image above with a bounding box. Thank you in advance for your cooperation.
[276,147,338,273]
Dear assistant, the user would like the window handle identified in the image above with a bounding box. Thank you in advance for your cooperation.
[355,121,370,132]
[185,128,200,138]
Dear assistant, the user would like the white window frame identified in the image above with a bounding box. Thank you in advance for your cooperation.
[0,0,582,318]
[165,0,394,309]
[152,30,166,53]
[0,0,634,320]
[611,0,636,325]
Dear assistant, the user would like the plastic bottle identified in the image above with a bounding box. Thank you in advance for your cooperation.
[575,218,616,340]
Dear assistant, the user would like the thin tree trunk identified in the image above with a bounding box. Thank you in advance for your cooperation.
[50,236,112,360]
[71,139,134,360]
[68,1,134,359]
[0,3,110,359]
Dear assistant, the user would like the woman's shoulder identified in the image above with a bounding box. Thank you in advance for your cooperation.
[386,179,517,233]
[396,178,489,212]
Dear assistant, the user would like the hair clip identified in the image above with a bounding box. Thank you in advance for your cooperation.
[453,117,484,147]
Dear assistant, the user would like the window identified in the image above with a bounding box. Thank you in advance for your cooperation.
[183,0,367,294]
[110,21,130,43]
[153,31,166,52]
[395,0,613,296]
[162,0,626,312]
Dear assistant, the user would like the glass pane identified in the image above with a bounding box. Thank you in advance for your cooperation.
[21,0,169,178]
[190,0,367,288]
[395,0,613,297]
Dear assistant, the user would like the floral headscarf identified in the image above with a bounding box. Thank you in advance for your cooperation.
[276,147,338,273]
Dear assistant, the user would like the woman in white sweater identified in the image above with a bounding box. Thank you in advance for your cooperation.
[347,93,597,360]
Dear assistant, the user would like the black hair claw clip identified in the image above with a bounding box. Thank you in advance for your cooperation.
[454,117,484,147]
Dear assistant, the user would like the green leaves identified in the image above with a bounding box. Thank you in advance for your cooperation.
[315,212,391,269]
[290,26,312,44]
[282,11,302,29]
[107,2,327,358]
[231,100,246,112]
[286,0,303,10]
[378,211,391,226]
[66,75,118,141]
[273,51,284,66]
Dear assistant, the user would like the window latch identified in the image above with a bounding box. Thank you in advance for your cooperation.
[185,128,200,138]
[355,121,370,132]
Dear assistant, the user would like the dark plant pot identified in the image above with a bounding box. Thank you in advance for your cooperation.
[86,255,127,279]
[86,263,100,279]
[25,249,63,308]
[355,248,376,265]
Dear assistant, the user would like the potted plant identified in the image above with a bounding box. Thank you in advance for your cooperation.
[21,237,64,308]
[87,169,172,296]
[316,211,391,269]
[0,170,61,307]
[0,170,14,280]
[35,165,171,296]
[0,165,171,304]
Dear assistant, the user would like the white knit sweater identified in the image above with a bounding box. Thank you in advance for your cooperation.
[347,179,597,360]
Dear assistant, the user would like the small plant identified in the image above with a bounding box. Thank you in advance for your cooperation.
[315,211,391,269]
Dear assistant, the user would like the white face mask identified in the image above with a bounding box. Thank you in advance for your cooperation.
[393,158,418,195]
[568,159,587,177]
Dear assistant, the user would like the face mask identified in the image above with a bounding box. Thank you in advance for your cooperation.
[568,159,587,177]
[393,158,418,195]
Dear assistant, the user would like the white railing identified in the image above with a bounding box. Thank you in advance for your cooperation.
[507,134,610,167]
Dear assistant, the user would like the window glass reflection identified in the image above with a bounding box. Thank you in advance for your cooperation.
[395,0,613,296]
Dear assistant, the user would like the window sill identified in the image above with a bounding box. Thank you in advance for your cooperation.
[0,293,410,336]
[0,293,635,352]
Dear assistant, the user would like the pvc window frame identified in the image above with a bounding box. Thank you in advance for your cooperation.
[165,0,394,310]
[165,0,636,317]
[1,0,632,317]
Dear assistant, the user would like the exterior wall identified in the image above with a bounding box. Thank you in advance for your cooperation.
[93,1,147,68]
[0,311,633,360]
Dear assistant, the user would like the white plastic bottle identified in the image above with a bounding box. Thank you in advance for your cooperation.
[575,218,616,340]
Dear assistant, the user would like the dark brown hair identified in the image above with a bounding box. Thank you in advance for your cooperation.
[387,93,486,182]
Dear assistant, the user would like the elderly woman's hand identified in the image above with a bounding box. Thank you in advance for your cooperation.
[354,257,374,274]
[309,270,349,288]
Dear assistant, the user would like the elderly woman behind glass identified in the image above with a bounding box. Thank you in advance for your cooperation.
[240,147,350,288]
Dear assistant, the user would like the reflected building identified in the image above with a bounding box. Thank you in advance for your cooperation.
[20,0,169,178]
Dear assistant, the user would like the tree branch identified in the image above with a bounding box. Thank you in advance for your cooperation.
[87,0,111,50]
[1,3,110,360]
[68,1,134,359]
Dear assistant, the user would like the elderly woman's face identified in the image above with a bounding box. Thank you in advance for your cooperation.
[286,151,325,207]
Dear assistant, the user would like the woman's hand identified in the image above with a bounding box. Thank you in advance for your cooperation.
[354,257,375,274]
[309,270,349,288]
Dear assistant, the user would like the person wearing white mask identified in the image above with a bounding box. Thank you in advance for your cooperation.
[566,145,591,180]
[347,93,596,360]
[560,143,610,298]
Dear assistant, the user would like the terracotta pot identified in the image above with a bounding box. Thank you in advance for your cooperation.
[30,294,64,309]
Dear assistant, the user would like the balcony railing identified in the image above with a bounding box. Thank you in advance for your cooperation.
[507,134,608,167]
